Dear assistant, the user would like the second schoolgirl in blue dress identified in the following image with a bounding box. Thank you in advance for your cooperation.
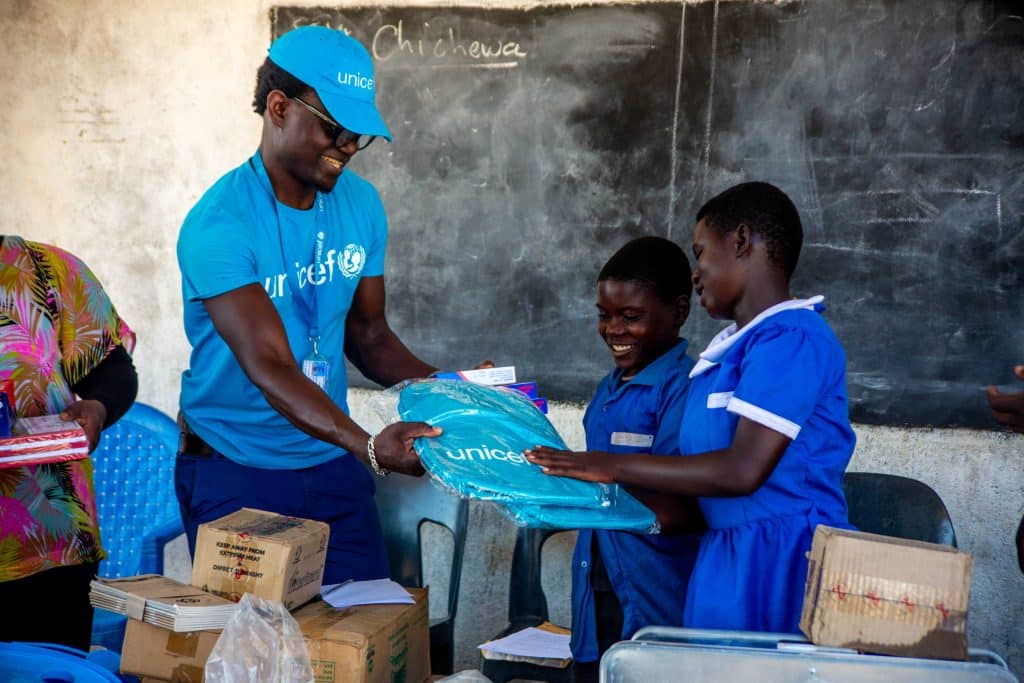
[529,182,855,635]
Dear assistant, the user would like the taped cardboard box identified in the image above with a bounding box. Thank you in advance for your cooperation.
[192,507,329,610]
[294,587,430,683]
[120,618,219,683]
[800,525,972,660]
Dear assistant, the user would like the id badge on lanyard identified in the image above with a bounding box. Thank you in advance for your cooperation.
[302,336,330,391]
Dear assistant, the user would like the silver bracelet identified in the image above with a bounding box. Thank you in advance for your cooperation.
[367,433,390,476]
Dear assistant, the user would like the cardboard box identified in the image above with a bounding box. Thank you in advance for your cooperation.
[120,618,220,683]
[800,525,972,660]
[192,508,329,610]
[294,587,430,683]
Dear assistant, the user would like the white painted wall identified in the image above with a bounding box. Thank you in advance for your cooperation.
[2,0,1021,674]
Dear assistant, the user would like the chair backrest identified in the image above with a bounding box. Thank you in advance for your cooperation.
[842,472,957,547]
[507,526,568,626]
[91,403,181,578]
[375,474,469,624]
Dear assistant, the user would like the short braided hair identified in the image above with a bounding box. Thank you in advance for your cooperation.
[696,182,803,276]
[598,236,692,304]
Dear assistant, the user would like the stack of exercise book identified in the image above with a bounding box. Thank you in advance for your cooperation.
[89,574,236,632]
[0,415,88,468]
[434,365,549,413]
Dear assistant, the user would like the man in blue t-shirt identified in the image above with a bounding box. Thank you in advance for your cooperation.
[175,26,442,583]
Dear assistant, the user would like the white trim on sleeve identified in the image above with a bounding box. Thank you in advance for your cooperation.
[706,391,734,409]
[727,397,801,439]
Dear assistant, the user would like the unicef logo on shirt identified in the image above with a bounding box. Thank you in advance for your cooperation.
[339,244,366,279]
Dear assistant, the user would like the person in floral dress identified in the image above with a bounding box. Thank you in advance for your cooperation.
[0,235,137,649]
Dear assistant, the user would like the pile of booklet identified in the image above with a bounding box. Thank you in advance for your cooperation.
[89,574,236,632]
[434,366,549,413]
[0,415,89,468]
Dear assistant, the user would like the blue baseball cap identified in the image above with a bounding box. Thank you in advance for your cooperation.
[269,26,392,142]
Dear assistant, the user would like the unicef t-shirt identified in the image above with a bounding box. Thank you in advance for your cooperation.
[177,152,387,469]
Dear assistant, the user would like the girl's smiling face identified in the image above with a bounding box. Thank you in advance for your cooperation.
[597,279,687,378]
[691,218,744,320]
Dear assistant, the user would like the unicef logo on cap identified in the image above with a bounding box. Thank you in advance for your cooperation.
[339,243,366,278]
[338,71,374,92]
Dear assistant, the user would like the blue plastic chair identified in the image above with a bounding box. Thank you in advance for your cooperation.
[90,402,184,652]
[0,642,123,682]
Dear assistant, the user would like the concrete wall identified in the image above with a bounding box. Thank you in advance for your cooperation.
[2,0,1021,673]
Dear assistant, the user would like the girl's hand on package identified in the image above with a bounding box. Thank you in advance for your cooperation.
[525,446,618,483]
[60,399,107,452]
[374,421,442,476]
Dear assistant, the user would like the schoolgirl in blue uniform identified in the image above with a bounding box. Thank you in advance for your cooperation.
[529,182,855,635]
[570,237,702,683]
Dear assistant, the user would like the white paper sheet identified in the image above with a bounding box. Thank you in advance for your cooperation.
[478,627,572,660]
[320,578,415,609]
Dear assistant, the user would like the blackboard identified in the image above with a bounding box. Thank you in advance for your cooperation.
[272,2,1024,428]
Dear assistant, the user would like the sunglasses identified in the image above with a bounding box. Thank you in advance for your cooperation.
[290,97,376,151]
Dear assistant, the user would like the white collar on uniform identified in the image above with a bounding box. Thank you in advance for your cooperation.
[689,295,825,378]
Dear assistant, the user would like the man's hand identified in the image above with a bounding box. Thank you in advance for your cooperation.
[987,365,1024,434]
[372,421,442,476]
[60,399,107,452]
[525,446,619,483]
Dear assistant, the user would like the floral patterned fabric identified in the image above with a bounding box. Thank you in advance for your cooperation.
[0,236,135,582]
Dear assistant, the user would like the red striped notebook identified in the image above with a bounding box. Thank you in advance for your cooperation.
[0,415,89,468]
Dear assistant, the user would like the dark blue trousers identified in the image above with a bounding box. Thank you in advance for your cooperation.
[175,451,389,583]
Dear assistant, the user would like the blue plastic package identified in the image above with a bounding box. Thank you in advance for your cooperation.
[397,380,658,532]
[511,486,657,533]
[398,380,605,507]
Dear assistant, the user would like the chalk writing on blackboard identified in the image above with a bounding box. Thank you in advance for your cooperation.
[272,3,1024,428]
[370,21,528,67]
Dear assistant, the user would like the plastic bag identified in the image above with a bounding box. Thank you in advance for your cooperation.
[204,593,314,683]
[394,380,657,533]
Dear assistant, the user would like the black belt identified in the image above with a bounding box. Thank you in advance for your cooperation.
[177,412,217,457]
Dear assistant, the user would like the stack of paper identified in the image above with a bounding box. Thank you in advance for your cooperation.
[0,415,88,468]
[320,578,415,609]
[90,575,236,632]
[478,622,572,668]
